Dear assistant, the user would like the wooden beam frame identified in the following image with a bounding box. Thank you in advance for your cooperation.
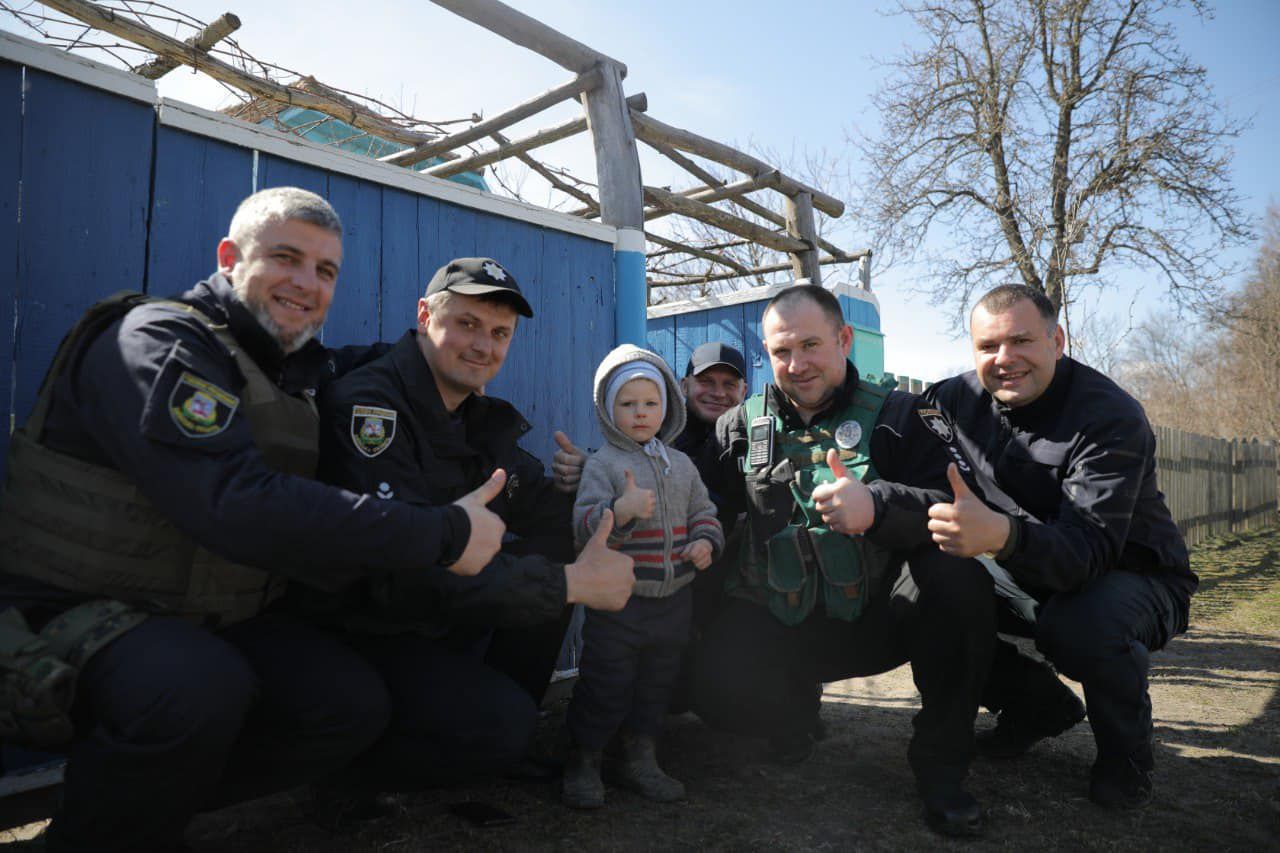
[131,11,239,79]
[642,185,809,254]
[645,232,751,275]
[429,0,625,74]
[630,110,844,217]
[423,92,645,179]
[381,67,602,167]
[648,251,868,287]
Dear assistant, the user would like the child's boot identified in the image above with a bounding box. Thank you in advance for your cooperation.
[615,732,685,802]
[561,745,605,809]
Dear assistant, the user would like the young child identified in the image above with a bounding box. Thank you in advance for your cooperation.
[564,344,724,809]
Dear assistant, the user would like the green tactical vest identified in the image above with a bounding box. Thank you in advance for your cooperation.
[730,379,894,626]
[0,291,319,626]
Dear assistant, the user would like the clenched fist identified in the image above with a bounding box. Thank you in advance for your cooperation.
[448,469,508,575]
[566,509,635,611]
[613,469,656,527]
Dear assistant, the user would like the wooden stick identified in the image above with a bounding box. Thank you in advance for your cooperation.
[643,172,781,221]
[429,0,625,75]
[40,0,449,151]
[643,138,854,261]
[642,185,809,254]
[645,232,751,275]
[630,110,844,217]
[492,131,599,211]
[381,67,601,167]
[131,11,239,79]
[422,93,644,180]
[785,191,822,284]
[648,238,751,257]
[648,252,867,287]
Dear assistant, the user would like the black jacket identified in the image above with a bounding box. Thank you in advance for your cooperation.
[924,358,1196,596]
[314,330,571,629]
[705,363,958,552]
[5,275,468,609]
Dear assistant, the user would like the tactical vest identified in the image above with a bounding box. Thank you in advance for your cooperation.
[0,291,319,626]
[730,380,893,626]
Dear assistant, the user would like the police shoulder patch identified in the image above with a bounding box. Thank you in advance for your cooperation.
[168,371,239,439]
[917,407,954,443]
[351,405,398,458]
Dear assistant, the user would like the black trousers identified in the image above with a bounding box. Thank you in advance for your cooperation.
[338,613,570,791]
[46,614,391,853]
[692,544,995,781]
[567,588,693,749]
[984,569,1191,768]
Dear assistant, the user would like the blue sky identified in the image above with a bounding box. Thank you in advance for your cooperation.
[5,0,1275,380]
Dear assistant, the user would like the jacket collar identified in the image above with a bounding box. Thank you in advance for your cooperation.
[183,273,329,393]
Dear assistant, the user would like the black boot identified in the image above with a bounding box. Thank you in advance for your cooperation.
[561,746,605,809]
[1089,752,1153,810]
[917,777,984,838]
[978,688,1086,759]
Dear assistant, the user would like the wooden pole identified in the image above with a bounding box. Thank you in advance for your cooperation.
[645,232,751,275]
[647,251,865,288]
[630,110,844,217]
[785,191,821,284]
[421,92,645,180]
[381,67,602,167]
[642,185,809,254]
[131,11,239,79]
[641,137,853,261]
[429,0,625,74]
[37,0,449,151]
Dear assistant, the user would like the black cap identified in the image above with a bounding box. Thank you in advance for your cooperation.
[686,341,746,379]
[424,257,533,317]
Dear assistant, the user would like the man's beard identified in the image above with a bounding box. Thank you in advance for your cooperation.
[231,280,323,354]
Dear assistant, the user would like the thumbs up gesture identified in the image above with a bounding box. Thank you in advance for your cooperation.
[551,430,586,493]
[448,468,508,576]
[565,509,636,611]
[811,448,875,535]
[927,463,1011,558]
[613,469,656,527]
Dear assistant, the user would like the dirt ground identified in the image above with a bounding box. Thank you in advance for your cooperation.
[4,527,1278,850]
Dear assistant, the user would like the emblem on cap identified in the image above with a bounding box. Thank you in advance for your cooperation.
[482,261,508,281]
[834,420,862,450]
[351,405,398,458]
[917,407,954,442]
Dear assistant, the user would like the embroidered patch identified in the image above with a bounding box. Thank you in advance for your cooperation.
[350,405,398,458]
[834,420,863,450]
[376,481,395,499]
[168,372,239,439]
[917,407,954,443]
[505,472,520,501]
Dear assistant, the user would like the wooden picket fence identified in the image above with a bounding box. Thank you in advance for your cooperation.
[1154,426,1278,547]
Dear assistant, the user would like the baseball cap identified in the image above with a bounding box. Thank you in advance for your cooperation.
[686,341,746,379]
[424,257,533,317]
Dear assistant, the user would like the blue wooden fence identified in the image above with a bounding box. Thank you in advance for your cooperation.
[0,35,619,486]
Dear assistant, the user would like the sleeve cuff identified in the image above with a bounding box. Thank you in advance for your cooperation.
[438,504,471,567]
[992,514,1020,562]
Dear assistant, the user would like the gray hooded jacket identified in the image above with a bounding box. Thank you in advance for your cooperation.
[573,345,723,598]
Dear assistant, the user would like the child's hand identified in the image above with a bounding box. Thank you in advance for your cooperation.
[614,470,656,526]
[680,539,714,570]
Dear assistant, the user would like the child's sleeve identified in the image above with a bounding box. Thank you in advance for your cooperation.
[685,457,725,559]
[572,455,636,552]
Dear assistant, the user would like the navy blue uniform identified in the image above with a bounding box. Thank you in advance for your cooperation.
[924,357,1196,768]
[0,274,484,850]
[311,330,574,788]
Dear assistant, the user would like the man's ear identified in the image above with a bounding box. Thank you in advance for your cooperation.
[838,323,854,357]
[416,297,431,331]
[216,238,240,274]
[1052,323,1066,358]
[733,381,748,403]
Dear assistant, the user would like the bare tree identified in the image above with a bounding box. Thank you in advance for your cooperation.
[857,0,1252,317]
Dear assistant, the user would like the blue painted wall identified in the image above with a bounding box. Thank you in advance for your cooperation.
[0,57,616,482]
[646,289,884,394]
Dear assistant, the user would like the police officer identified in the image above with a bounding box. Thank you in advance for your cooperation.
[922,284,1197,809]
[691,284,995,837]
[0,188,510,851]
[312,257,634,791]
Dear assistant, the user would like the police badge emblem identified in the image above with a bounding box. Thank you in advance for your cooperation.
[168,371,239,438]
[917,407,954,443]
[834,420,862,450]
[351,405,398,458]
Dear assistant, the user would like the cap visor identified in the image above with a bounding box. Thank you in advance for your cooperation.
[448,283,534,317]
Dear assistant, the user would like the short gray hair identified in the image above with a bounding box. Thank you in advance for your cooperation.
[228,187,342,247]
